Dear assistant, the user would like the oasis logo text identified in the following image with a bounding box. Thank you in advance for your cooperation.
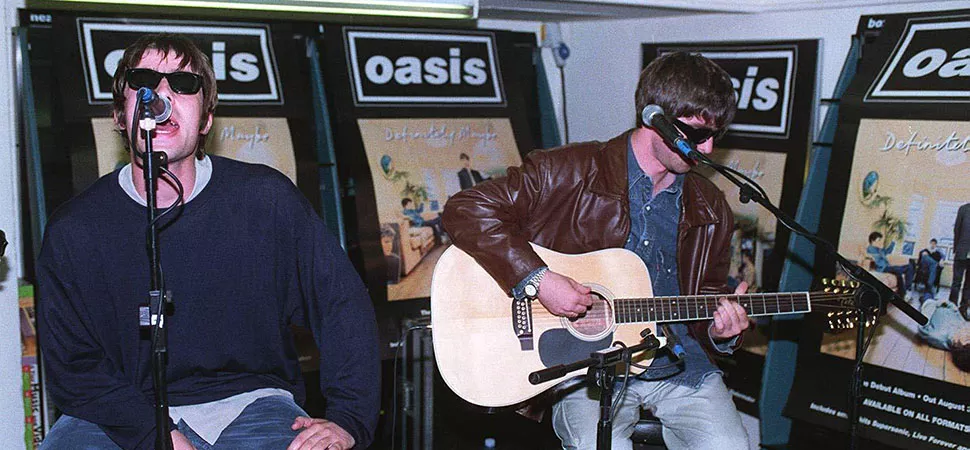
[78,19,283,104]
[867,18,970,102]
[346,29,504,106]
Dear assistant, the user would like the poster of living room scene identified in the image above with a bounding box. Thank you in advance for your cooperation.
[820,118,970,387]
[358,117,522,301]
[696,148,788,356]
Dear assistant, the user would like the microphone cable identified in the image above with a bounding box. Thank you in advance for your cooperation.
[609,327,689,418]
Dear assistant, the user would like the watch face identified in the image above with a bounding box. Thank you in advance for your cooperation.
[524,284,538,297]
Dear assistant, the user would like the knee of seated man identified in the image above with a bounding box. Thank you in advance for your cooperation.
[687,425,748,450]
[664,424,748,450]
[718,425,750,450]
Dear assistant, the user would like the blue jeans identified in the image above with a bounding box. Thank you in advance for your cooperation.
[919,254,940,289]
[41,396,307,449]
[884,263,914,292]
[552,375,747,450]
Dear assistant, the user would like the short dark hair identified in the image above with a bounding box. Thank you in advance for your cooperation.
[868,232,883,244]
[459,153,470,161]
[381,224,397,238]
[951,341,970,372]
[112,33,218,159]
[401,198,413,208]
[635,52,736,131]
[930,238,938,244]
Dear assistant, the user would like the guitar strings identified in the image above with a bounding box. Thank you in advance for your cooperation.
[524,291,863,325]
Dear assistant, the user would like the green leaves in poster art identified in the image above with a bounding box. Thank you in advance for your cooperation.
[860,170,892,209]
[860,170,907,243]
[873,209,908,245]
[379,154,430,203]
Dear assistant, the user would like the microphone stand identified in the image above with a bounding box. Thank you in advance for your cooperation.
[529,332,662,450]
[135,100,174,450]
[684,148,927,450]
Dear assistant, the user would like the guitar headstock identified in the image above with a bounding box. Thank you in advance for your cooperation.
[814,278,862,307]
[814,278,880,333]
[825,308,878,333]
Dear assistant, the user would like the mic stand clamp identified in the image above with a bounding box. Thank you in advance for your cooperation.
[529,331,662,450]
[137,102,174,450]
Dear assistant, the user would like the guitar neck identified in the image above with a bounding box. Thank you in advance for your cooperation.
[614,292,811,324]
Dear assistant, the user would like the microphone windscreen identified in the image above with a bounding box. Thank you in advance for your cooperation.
[641,104,665,127]
[155,95,172,123]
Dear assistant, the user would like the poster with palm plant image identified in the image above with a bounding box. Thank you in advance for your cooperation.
[821,118,970,385]
[358,117,522,301]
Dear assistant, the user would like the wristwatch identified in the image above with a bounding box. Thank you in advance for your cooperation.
[523,267,548,299]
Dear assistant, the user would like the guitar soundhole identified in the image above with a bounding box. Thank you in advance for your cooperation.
[567,292,614,341]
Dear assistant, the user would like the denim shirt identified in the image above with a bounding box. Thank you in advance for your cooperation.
[866,241,895,272]
[403,204,426,226]
[625,144,722,387]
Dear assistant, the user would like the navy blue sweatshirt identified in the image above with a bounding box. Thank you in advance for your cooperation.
[37,156,379,449]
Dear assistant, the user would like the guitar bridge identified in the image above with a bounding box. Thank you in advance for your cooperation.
[512,297,534,350]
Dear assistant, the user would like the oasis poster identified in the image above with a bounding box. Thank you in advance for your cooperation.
[321,26,541,308]
[786,10,970,449]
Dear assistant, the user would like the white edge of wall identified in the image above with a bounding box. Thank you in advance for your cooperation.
[1,0,27,449]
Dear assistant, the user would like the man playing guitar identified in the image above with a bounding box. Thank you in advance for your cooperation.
[442,52,750,450]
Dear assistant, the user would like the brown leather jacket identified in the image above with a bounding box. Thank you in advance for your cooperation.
[442,129,739,356]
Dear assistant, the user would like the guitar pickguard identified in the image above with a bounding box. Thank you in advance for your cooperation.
[538,328,613,368]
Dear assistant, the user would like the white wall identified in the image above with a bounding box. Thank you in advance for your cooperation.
[0,0,27,447]
[561,1,969,143]
[478,18,568,145]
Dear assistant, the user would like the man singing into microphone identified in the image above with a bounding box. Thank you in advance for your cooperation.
[37,34,379,450]
[443,52,750,449]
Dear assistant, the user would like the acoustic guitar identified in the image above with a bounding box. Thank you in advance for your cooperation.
[430,243,858,408]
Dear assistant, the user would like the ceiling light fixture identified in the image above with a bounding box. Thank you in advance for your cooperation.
[53,0,479,20]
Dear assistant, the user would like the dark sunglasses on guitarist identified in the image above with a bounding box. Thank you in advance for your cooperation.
[126,68,203,95]
[672,118,726,145]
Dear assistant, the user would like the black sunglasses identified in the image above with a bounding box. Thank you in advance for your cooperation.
[126,68,203,95]
[672,118,726,145]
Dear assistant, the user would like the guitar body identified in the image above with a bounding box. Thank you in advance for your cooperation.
[430,243,664,408]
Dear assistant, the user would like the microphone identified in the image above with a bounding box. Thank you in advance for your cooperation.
[640,104,699,161]
[659,324,687,360]
[136,87,172,123]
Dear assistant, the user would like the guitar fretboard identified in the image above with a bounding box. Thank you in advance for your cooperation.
[614,292,811,323]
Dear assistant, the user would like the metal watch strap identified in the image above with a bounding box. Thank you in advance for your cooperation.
[525,267,549,298]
